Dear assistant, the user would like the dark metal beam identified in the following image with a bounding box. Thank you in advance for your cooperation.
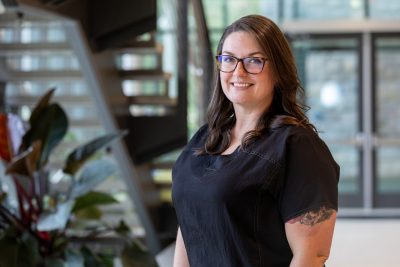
[191,0,213,123]
[1,0,18,7]
[177,0,188,126]
[0,82,6,112]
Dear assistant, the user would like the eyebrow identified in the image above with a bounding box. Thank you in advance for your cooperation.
[221,51,265,57]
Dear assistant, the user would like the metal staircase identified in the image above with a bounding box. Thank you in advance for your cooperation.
[0,0,187,254]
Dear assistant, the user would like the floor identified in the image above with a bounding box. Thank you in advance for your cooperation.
[156,219,400,267]
[328,219,400,267]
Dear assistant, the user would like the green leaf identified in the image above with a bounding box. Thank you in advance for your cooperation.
[74,206,103,220]
[0,230,18,267]
[70,159,117,199]
[37,200,74,231]
[72,191,118,213]
[80,246,110,267]
[21,103,68,169]
[0,228,43,267]
[120,240,159,267]
[52,233,69,254]
[64,248,84,267]
[0,192,6,204]
[98,255,114,267]
[63,131,127,175]
[29,88,56,129]
[114,220,131,236]
[44,257,66,267]
[37,104,69,167]
[16,231,41,267]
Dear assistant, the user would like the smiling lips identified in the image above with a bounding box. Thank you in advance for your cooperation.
[231,82,252,87]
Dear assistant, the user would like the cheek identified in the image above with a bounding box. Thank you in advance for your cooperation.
[260,69,276,90]
[220,73,230,90]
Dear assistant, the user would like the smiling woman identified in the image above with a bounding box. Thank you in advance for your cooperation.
[218,31,275,113]
[172,14,339,267]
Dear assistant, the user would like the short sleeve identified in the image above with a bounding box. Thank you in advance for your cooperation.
[279,129,339,222]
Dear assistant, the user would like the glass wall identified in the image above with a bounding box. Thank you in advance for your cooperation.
[374,36,400,206]
[283,0,364,20]
[291,36,362,203]
[369,0,400,19]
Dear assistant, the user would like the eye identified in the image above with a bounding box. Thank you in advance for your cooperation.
[247,57,263,65]
[221,55,235,63]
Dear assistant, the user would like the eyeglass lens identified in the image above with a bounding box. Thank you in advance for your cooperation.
[217,55,265,73]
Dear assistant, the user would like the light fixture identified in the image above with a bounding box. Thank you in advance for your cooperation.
[320,81,341,108]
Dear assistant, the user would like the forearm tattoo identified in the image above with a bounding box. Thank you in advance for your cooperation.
[288,206,335,226]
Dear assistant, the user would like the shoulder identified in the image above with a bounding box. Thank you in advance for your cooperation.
[276,124,317,137]
[281,125,340,178]
[257,124,319,148]
[239,125,313,161]
[249,125,332,163]
[268,124,322,147]
[279,125,332,157]
[285,125,331,153]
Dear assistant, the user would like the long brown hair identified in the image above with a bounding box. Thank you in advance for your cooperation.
[201,15,315,155]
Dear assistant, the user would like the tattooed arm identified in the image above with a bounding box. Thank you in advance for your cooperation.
[285,206,336,267]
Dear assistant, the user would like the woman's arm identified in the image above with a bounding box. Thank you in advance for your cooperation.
[173,227,190,267]
[285,206,336,267]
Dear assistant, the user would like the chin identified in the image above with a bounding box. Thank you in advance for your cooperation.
[230,99,255,108]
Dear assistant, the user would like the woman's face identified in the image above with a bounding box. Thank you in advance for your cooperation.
[220,31,275,113]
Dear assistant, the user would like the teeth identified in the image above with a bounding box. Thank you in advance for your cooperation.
[232,83,251,87]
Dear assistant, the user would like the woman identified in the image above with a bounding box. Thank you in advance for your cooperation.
[172,14,339,267]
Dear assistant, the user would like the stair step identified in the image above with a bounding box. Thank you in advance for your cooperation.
[7,70,82,81]
[6,95,92,106]
[111,105,175,117]
[116,43,163,55]
[0,42,70,56]
[109,95,176,106]
[119,70,171,81]
[68,119,102,128]
[130,95,176,106]
[121,33,156,49]
[117,53,162,71]
[122,79,169,96]
[0,12,50,24]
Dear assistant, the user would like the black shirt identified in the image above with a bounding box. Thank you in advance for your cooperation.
[172,124,339,267]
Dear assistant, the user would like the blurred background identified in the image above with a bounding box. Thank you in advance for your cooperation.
[0,0,399,266]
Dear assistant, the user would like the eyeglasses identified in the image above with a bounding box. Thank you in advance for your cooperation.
[215,55,267,74]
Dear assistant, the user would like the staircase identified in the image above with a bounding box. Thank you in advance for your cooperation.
[0,0,186,254]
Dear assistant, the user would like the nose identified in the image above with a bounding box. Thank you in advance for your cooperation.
[233,60,247,75]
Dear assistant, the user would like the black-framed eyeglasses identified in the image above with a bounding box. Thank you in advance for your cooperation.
[215,55,267,74]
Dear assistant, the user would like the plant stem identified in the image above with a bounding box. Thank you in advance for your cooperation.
[12,175,40,225]
[0,204,52,253]
[0,204,25,231]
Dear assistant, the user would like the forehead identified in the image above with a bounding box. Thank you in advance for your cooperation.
[221,31,264,56]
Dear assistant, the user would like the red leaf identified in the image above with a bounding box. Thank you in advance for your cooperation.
[37,231,50,241]
[0,114,12,161]
[0,113,25,162]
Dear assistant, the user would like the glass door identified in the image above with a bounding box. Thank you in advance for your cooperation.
[290,35,363,207]
[373,35,400,207]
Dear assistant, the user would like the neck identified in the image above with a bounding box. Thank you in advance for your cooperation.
[232,108,263,140]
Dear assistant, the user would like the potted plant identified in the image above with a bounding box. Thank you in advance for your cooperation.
[0,89,158,267]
